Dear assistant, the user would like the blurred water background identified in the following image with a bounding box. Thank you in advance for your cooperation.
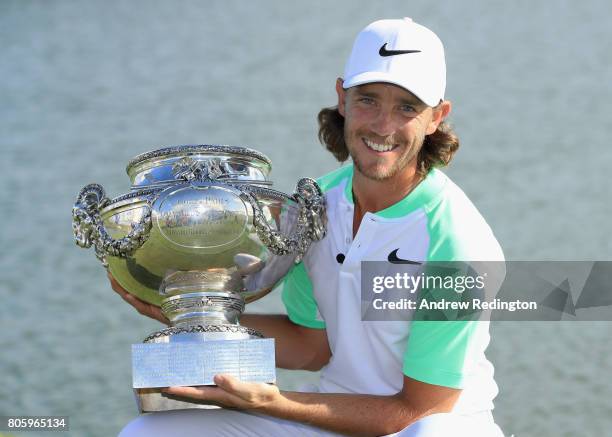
[1,1,611,436]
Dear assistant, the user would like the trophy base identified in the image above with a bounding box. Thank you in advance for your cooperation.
[132,333,275,413]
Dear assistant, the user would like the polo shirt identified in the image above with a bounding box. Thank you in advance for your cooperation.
[281,164,504,414]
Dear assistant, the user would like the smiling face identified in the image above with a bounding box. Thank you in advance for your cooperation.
[337,80,448,182]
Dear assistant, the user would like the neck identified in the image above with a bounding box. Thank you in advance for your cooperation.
[351,163,423,238]
[352,164,422,214]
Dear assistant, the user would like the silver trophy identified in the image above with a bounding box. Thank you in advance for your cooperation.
[72,145,326,412]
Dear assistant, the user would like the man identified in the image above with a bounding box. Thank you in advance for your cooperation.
[116,18,505,436]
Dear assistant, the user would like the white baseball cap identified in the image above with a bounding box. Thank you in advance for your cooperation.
[342,17,446,107]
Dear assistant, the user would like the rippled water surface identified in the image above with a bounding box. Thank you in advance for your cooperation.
[2,1,612,436]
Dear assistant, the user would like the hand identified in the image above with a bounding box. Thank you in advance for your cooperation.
[107,271,170,325]
[162,374,281,411]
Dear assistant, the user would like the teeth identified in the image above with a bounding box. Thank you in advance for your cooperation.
[364,138,394,152]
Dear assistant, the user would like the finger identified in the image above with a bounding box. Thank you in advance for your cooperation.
[233,254,265,275]
[163,386,216,397]
[214,374,256,398]
[146,306,170,325]
[125,296,169,324]
[107,271,119,286]
[108,273,128,296]
[107,275,170,324]
[108,275,148,310]
[120,291,148,311]
[135,300,169,324]
[214,374,239,390]
[163,386,239,405]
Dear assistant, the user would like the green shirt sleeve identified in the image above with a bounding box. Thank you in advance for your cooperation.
[403,319,481,388]
[281,262,326,329]
[405,184,500,389]
[402,262,489,389]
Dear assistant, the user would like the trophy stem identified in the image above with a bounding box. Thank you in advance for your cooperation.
[161,291,246,327]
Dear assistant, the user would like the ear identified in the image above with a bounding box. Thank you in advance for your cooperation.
[425,100,452,135]
[336,78,347,117]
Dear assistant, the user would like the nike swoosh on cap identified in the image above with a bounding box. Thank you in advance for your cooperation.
[378,43,421,57]
[387,249,422,265]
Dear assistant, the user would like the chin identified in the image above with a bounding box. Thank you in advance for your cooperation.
[359,166,397,181]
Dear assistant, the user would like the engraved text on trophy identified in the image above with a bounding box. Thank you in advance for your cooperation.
[156,186,249,249]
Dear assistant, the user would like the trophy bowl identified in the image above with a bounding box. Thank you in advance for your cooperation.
[72,145,326,412]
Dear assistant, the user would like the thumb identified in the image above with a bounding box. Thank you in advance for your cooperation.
[214,374,251,395]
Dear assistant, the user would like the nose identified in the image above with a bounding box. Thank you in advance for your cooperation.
[369,107,395,137]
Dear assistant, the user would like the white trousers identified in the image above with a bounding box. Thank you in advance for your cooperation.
[118,409,504,437]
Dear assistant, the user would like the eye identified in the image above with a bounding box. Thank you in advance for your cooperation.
[399,104,417,114]
[358,96,375,105]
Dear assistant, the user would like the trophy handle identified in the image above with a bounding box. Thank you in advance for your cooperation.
[72,183,152,266]
[242,178,326,263]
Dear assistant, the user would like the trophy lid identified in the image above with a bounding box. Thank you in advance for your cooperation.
[126,145,273,189]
